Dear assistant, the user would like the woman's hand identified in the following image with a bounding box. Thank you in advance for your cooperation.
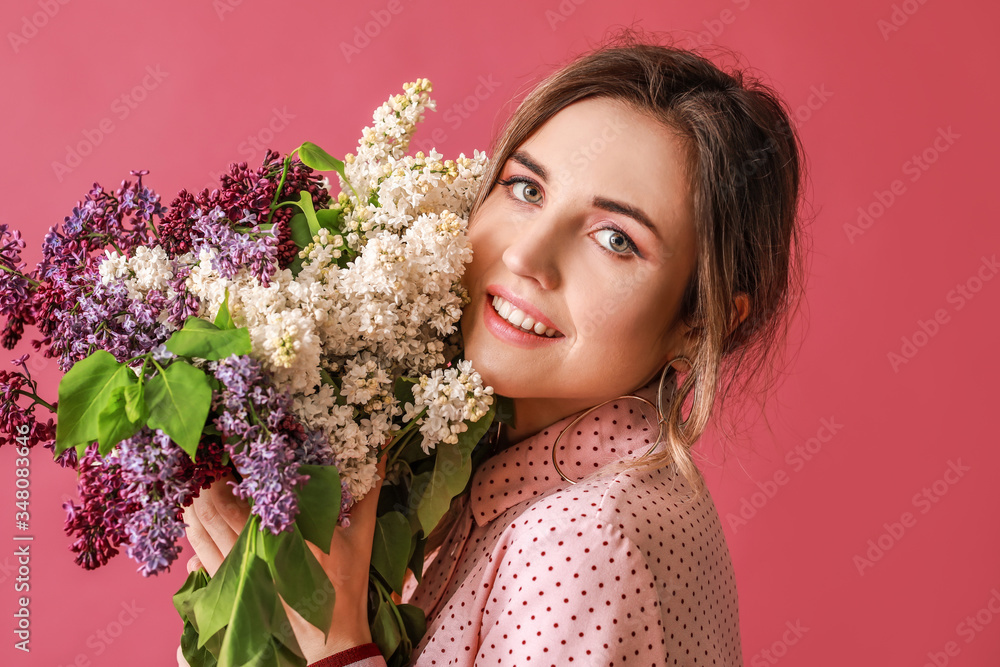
[179,455,387,664]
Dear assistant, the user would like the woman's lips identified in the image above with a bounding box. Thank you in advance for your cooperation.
[482,293,565,349]
[486,284,562,335]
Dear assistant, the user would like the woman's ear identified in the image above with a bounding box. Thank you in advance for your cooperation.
[729,292,750,336]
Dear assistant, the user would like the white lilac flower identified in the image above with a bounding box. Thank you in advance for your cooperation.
[90,81,493,509]
[408,359,494,453]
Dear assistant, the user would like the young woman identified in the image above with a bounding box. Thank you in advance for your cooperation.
[180,35,807,667]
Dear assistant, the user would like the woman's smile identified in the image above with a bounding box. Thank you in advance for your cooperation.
[481,287,565,350]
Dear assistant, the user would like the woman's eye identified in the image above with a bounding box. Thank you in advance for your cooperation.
[594,228,637,256]
[511,181,543,204]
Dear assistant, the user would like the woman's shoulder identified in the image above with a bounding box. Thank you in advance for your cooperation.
[517,458,731,549]
[494,462,744,665]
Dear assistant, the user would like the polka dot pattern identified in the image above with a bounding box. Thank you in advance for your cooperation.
[397,382,743,666]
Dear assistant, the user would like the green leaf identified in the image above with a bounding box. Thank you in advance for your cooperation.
[415,442,471,536]
[192,516,255,648]
[298,141,345,173]
[397,603,427,646]
[296,141,360,205]
[217,554,279,667]
[175,569,222,667]
[288,212,313,249]
[315,208,342,232]
[214,288,235,330]
[406,533,425,585]
[455,400,496,462]
[257,524,335,639]
[371,598,402,660]
[371,512,411,594]
[96,384,143,456]
[494,394,516,427]
[146,360,213,459]
[296,190,321,237]
[165,317,252,361]
[179,620,220,667]
[392,377,416,409]
[173,567,211,620]
[397,433,428,465]
[123,382,148,423]
[293,465,342,556]
[55,351,134,457]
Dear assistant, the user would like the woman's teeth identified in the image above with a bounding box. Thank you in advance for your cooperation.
[492,295,558,337]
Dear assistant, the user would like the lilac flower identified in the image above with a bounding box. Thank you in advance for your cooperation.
[123,498,186,577]
[0,224,31,315]
[62,444,140,570]
[49,277,171,371]
[0,357,56,450]
[212,355,337,534]
[162,262,200,329]
[191,206,279,286]
[229,431,306,534]
[104,428,229,576]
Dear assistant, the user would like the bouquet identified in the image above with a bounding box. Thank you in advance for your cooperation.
[0,79,506,666]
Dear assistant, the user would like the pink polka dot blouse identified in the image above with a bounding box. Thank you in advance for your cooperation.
[318,381,743,666]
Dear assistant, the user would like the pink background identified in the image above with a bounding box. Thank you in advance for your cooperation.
[2,0,998,665]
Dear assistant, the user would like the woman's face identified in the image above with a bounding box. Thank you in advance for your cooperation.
[460,97,698,429]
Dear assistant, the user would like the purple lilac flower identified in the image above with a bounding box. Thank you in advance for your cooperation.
[0,224,31,314]
[191,205,279,286]
[62,443,140,570]
[0,355,57,450]
[157,151,329,267]
[4,171,162,357]
[49,277,172,371]
[212,355,338,534]
[123,498,186,577]
[79,427,229,576]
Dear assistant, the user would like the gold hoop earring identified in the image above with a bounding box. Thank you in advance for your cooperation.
[552,355,695,485]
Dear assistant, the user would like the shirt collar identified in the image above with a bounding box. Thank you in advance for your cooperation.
[469,380,664,527]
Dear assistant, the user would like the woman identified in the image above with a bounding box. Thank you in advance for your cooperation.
[181,34,807,667]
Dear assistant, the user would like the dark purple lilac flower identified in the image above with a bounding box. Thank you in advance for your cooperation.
[62,443,140,570]
[157,151,329,267]
[0,356,56,450]
[70,427,229,577]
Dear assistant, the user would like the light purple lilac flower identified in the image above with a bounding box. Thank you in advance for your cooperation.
[212,355,340,534]
[192,205,279,286]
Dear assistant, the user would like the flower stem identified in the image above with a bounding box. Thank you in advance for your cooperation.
[266,155,294,226]
[16,389,55,413]
[0,263,39,287]
[147,217,162,242]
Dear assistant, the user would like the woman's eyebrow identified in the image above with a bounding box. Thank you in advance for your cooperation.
[510,150,548,181]
[592,196,662,240]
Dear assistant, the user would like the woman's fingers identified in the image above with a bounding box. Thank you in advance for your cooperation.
[181,504,226,577]
[333,455,387,559]
[181,473,250,576]
[201,472,251,534]
[185,554,203,574]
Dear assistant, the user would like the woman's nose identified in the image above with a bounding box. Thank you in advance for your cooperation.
[500,208,565,291]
